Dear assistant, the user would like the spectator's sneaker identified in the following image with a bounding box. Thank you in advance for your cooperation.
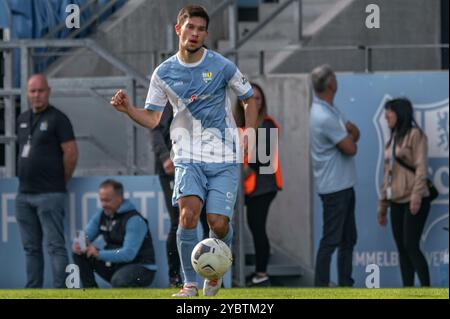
[203,277,222,296]
[248,274,270,287]
[172,284,198,297]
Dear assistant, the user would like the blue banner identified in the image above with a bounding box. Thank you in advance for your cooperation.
[314,71,449,287]
[0,176,231,288]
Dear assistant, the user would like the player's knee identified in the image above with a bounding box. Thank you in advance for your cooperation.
[179,206,198,228]
[208,216,228,238]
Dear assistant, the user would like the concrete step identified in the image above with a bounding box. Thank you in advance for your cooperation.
[255,0,340,26]
[223,0,342,76]
[302,0,342,27]
[266,0,356,73]
[255,2,299,40]
[217,38,292,52]
[237,20,298,41]
[218,38,291,76]
[238,21,258,38]
[258,1,297,21]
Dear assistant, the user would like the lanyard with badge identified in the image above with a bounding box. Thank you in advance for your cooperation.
[21,112,41,158]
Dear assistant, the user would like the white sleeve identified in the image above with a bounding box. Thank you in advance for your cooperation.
[144,72,167,112]
[228,67,253,100]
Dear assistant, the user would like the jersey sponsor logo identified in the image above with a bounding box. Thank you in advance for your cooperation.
[181,94,212,105]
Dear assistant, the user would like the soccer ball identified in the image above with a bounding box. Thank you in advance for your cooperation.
[191,238,233,280]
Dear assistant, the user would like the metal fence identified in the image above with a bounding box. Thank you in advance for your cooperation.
[226,43,450,75]
[0,39,150,178]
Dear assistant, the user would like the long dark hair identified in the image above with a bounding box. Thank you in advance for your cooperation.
[233,82,268,128]
[384,98,422,145]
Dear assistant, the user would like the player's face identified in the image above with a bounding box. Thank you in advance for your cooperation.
[99,186,123,216]
[176,17,208,53]
[27,76,51,113]
[385,109,397,129]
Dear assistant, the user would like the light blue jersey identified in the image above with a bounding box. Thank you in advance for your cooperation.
[147,49,250,287]
[309,96,357,194]
[145,49,253,163]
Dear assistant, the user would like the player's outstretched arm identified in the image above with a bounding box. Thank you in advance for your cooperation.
[110,89,162,129]
[240,96,259,157]
[242,96,259,132]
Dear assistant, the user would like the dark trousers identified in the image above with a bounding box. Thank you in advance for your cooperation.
[15,193,69,288]
[246,191,277,273]
[315,187,357,287]
[159,175,209,279]
[159,175,181,278]
[72,253,155,288]
[390,198,430,287]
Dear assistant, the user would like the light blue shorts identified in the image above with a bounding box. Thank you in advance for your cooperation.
[172,162,240,218]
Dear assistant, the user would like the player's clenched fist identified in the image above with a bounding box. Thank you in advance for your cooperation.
[110,89,130,113]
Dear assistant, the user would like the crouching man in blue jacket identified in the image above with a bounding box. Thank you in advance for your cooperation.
[72,179,157,288]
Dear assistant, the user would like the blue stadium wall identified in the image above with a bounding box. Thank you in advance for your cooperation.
[0,176,231,288]
[314,71,449,288]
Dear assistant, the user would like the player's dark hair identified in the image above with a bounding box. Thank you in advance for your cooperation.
[177,5,209,30]
[99,179,124,197]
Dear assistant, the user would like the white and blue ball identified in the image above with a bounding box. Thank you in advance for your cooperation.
[191,238,233,280]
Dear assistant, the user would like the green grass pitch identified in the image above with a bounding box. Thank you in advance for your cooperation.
[0,287,448,299]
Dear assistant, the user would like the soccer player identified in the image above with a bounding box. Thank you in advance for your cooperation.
[110,5,258,296]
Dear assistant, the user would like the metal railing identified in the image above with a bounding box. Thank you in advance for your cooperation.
[223,0,301,59]
[43,0,98,39]
[0,39,150,177]
[0,134,144,175]
[225,43,450,75]
[0,39,148,111]
[39,0,125,73]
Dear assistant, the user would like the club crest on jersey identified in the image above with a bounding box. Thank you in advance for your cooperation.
[202,71,213,83]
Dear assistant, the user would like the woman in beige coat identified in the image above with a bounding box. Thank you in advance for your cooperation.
[377,98,430,287]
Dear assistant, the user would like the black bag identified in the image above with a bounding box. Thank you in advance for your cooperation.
[393,141,439,202]
[426,179,439,202]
